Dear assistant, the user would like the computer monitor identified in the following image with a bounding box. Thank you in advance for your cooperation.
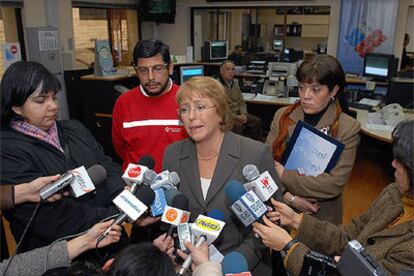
[363,53,394,81]
[273,39,283,51]
[204,41,228,61]
[179,65,204,84]
[283,48,304,62]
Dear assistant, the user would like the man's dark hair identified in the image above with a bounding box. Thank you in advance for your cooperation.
[133,39,171,66]
[108,243,176,276]
[0,61,61,126]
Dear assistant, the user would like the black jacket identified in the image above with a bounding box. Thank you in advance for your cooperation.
[0,120,124,252]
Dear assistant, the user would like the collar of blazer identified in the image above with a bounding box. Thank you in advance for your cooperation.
[178,131,241,208]
[287,101,338,138]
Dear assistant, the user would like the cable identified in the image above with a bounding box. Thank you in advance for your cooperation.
[2,201,41,275]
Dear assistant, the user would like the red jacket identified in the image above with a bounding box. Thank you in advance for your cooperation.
[112,83,187,172]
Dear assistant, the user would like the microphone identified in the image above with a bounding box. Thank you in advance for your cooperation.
[178,209,226,276]
[222,252,251,276]
[161,193,190,237]
[150,170,180,190]
[122,155,155,187]
[39,164,107,200]
[98,185,155,242]
[224,180,267,227]
[150,184,180,217]
[242,164,279,202]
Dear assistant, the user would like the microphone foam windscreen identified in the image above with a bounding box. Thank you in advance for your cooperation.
[207,209,225,221]
[165,189,181,205]
[171,194,189,211]
[224,180,246,205]
[135,185,156,206]
[222,252,249,274]
[87,164,107,185]
[138,155,155,170]
[143,170,157,186]
[242,164,259,182]
[169,171,180,185]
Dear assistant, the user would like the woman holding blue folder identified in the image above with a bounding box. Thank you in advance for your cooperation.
[266,55,360,224]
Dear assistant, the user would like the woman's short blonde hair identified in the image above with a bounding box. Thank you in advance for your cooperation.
[176,76,233,132]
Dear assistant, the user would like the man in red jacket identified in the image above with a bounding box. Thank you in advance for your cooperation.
[112,39,187,172]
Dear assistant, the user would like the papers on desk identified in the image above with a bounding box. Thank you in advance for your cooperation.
[358,98,381,107]
[242,93,256,99]
[366,104,406,131]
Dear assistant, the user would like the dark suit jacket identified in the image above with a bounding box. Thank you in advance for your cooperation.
[163,131,284,273]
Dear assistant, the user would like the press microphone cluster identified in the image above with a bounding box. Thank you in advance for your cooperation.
[177,209,226,276]
[39,164,107,200]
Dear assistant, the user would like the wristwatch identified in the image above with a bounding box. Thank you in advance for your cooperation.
[283,238,299,253]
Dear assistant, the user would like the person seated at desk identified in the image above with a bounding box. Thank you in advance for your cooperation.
[228,45,245,66]
[266,54,360,224]
[254,120,414,275]
[218,60,263,141]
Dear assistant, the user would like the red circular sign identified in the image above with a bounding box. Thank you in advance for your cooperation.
[10,45,18,54]
[127,166,142,178]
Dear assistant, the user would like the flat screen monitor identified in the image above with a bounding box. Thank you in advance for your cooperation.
[141,0,176,23]
[208,41,228,61]
[363,53,394,81]
[273,39,283,51]
[283,48,304,62]
[180,65,204,84]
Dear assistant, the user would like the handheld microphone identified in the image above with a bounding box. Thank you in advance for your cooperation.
[151,185,180,217]
[39,164,107,200]
[222,252,251,276]
[161,193,190,237]
[224,180,267,227]
[150,171,180,190]
[122,155,155,187]
[242,164,279,202]
[178,209,226,276]
[98,185,155,242]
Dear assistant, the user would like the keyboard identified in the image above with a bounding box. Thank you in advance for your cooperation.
[348,102,373,111]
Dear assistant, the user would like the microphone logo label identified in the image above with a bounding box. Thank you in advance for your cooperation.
[181,212,189,223]
[260,177,269,188]
[196,218,221,232]
[128,166,142,178]
[166,209,178,222]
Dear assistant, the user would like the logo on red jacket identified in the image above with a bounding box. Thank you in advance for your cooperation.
[128,167,142,178]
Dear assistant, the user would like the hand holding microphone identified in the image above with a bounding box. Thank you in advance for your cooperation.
[39,164,107,200]
[98,185,156,242]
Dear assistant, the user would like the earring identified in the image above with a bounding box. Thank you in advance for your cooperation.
[331,96,335,101]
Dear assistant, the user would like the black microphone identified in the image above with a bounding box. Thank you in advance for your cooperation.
[39,164,107,200]
[98,185,155,242]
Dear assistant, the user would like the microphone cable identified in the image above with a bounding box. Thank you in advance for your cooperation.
[2,200,42,275]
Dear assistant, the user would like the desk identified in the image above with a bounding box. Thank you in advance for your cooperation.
[354,109,414,143]
[345,76,388,86]
[242,93,413,143]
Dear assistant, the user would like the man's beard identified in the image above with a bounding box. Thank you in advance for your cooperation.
[142,79,170,97]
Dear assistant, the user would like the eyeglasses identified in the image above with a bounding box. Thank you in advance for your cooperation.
[135,63,168,75]
[178,104,216,116]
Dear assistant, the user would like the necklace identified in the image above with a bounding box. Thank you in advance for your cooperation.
[197,152,219,161]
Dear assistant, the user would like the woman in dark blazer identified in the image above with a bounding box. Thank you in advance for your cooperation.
[163,76,284,274]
